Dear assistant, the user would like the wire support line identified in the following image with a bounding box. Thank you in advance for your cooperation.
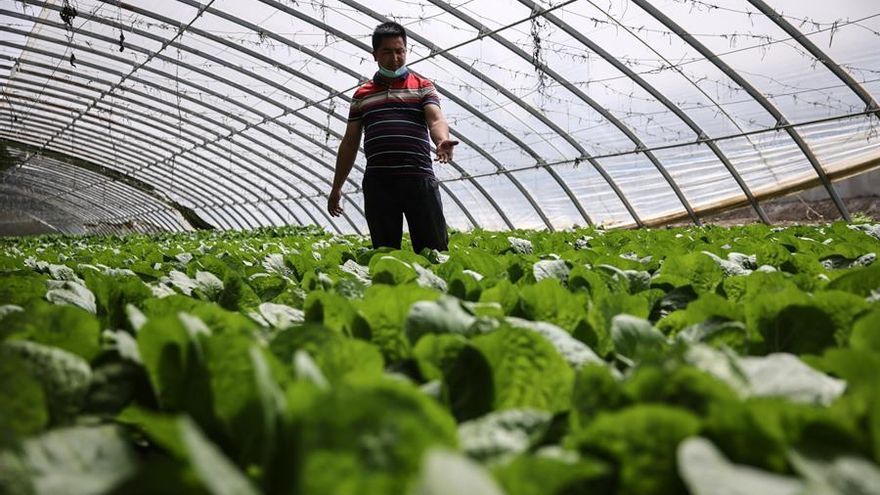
[448,109,880,183]
[6,0,217,178]
[16,0,576,204]
[146,107,877,213]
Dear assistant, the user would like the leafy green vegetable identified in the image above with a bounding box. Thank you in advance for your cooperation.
[568,404,701,495]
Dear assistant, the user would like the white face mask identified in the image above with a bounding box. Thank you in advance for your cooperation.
[378,65,409,78]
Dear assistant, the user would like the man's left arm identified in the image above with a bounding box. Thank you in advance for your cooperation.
[424,104,458,163]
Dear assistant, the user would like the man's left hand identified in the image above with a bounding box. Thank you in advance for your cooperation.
[434,139,459,163]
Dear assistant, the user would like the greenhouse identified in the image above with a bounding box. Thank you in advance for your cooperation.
[2,1,880,494]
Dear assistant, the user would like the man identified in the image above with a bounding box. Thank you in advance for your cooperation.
[327,21,458,253]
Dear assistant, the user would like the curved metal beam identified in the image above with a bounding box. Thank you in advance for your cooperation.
[0,20,352,234]
[0,178,174,232]
[0,61,303,228]
[164,0,494,229]
[0,193,83,234]
[8,2,476,232]
[3,135,205,229]
[0,134,210,230]
[517,0,769,224]
[0,25,349,233]
[8,173,181,233]
[4,150,187,231]
[746,0,879,118]
[120,0,484,231]
[1,112,265,229]
[231,0,544,229]
[294,0,591,228]
[631,0,850,221]
[1,87,279,228]
[418,0,701,225]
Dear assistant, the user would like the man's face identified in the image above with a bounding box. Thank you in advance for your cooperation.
[373,36,407,71]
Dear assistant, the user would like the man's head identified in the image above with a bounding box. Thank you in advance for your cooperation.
[372,22,407,73]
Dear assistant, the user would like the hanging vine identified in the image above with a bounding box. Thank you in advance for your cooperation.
[529,7,550,103]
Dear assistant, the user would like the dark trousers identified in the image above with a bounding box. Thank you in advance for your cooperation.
[362,174,448,253]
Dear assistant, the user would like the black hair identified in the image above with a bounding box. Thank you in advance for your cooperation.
[372,21,407,52]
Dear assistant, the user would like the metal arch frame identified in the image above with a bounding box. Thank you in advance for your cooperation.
[1,83,281,229]
[0,176,172,233]
[0,66,267,232]
[417,0,703,226]
[117,0,486,230]
[166,0,496,230]
[0,193,91,234]
[0,23,351,234]
[5,162,183,232]
[303,0,595,228]
[1,107,266,230]
[746,0,880,119]
[1,122,258,231]
[0,132,210,230]
[0,194,82,234]
[0,59,306,229]
[517,0,770,224]
[631,0,851,221]
[1,78,299,229]
[0,182,115,230]
[4,144,189,231]
[8,2,493,232]
[249,0,558,229]
[0,14,359,234]
[0,51,336,235]
[2,132,208,230]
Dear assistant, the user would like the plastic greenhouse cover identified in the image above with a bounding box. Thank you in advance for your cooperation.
[0,0,879,233]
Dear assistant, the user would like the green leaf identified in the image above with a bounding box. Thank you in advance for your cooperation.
[136,313,214,426]
[655,252,724,294]
[178,416,261,495]
[1,340,91,424]
[611,314,667,362]
[745,288,866,354]
[479,279,520,315]
[45,280,96,314]
[298,381,457,492]
[492,451,613,495]
[851,307,880,352]
[517,279,590,335]
[827,262,880,297]
[532,259,570,283]
[624,365,739,416]
[790,449,880,495]
[568,404,701,495]
[458,408,553,464]
[677,437,804,495]
[0,271,48,306]
[269,324,384,384]
[738,353,846,406]
[0,353,48,445]
[404,295,490,344]
[1,301,101,361]
[410,449,506,495]
[2,425,137,495]
[370,256,418,286]
[356,284,441,362]
[473,325,574,413]
[204,333,287,468]
[505,317,606,370]
[570,364,628,429]
[257,302,305,329]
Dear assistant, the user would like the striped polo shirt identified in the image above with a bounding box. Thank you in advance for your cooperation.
[348,71,441,177]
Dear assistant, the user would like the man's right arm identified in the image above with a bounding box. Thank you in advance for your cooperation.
[328,120,363,216]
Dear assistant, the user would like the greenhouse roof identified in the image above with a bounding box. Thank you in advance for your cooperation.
[1,0,879,234]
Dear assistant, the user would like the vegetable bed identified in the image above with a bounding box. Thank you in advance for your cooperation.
[1,222,880,495]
